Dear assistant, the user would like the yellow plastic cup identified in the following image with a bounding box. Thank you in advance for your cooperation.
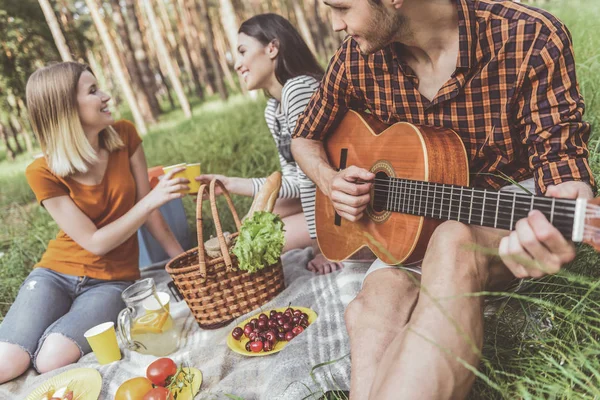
[84,322,121,365]
[142,291,171,314]
[185,163,201,194]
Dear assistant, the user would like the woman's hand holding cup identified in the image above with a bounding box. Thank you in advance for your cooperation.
[144,167,190,210]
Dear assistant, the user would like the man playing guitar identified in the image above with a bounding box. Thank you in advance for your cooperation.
[291,0,595,399]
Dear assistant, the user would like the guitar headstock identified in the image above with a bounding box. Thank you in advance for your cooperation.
[583,197,600,251]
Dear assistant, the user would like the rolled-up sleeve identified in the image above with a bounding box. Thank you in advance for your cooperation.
[514,25,595,194]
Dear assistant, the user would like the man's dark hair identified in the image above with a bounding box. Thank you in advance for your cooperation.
[239,13,324,86]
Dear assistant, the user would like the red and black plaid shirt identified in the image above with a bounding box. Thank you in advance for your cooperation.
[293,0,594,194]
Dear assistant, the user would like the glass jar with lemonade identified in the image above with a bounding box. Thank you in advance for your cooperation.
[117,278,179,356]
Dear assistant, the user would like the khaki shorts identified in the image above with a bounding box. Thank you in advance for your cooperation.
[362,178,536,285]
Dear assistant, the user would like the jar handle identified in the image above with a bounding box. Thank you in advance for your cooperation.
[117,306,137,351]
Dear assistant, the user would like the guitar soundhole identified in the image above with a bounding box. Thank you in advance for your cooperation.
[372,171,389,213]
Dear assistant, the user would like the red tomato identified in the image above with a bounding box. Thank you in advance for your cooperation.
[142,387,174,400]
[146,358,178,387]
[115,377,154,400]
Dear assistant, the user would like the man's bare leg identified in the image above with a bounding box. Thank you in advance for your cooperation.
[370,222,511,400]
[345,267,420,400]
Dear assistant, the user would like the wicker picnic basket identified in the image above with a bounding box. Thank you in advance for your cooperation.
[166,179,285,329]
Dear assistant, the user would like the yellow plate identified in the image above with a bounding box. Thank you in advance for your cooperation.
[227,306,318,357]
[172,367,203,400]
[25,368,102,400]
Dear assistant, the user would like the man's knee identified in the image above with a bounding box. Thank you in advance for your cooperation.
[426,221,490,283]
[429,221,476,250]
[345,272,419,336]
[35,334,81,374]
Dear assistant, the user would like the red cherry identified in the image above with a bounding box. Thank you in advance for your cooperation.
[292,316,300,325]
[248,332,257,341]
[257,320,268,330]
[245,341,252,352]
[292,326,304,336]
[283,323,292,332]
[277,331,286,341]
[265,330,277,343]
[301,313,309,320]
[285,331,295,341]
[259,313,268,321]
[263,340,274,352]
[251,318,259,327]
[232,327,243,340]
[250,341,263,353]
[268,320,278,329]
[293,310,302,317]
[269,310,278,318]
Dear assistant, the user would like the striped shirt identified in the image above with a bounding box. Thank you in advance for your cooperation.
[293,0,594,195]
[252,75,320,238]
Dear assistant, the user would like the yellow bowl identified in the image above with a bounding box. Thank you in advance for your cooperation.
[226,306,318,357]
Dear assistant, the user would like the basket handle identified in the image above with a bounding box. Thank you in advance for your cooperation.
[195,179,243,277]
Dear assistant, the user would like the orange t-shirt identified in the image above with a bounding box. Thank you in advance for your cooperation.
[25,120,143,281]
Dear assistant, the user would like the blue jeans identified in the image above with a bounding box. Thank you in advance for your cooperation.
[0,268,132,371]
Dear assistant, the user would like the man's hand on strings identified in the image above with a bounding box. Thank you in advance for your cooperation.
[499,181,593,279]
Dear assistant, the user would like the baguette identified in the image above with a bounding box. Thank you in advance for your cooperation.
[246,171,282,219]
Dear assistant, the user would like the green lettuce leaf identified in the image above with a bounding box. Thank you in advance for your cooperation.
[233,211,285,273]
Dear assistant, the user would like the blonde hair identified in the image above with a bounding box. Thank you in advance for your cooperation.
[26,62,124,177]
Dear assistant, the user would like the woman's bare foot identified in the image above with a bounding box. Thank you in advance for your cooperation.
[307,253,344,275]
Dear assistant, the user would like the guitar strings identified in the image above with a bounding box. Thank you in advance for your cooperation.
[369,200,575,231]
[370,178,579,207]
[370,185,577,218]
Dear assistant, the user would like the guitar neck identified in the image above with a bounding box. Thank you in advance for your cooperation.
[374,177,578,238]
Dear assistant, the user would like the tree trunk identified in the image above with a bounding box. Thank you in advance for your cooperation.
[141,0,191,118]
[9,96,34,154]
[156,0,197,98]
[123,0,162,116]
[0,123,16,161]
[110,0,157,123]
[137,0,177,109]
[8,122,24,154]
[290,0,317,56]
[38,0,73,61]
[308,0,327,59]
[174,3,208,97]
[85,0,148,134]
[57,0,88,62]
[212,19,238,93]
[196,0,227,100]
[218,0,239,60]
[177,0,212,95]
[158,0,203,99]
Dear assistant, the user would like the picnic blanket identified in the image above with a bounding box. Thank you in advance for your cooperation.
[0,248,370,400]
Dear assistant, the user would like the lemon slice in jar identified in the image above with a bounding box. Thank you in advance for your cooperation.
[131,311,169,334]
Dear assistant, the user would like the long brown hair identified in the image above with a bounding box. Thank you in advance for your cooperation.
[239,13,324,86]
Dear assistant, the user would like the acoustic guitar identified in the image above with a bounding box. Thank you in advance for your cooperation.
[315,110,600,265]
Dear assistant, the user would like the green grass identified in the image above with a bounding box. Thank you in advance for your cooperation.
[1,0,600,398]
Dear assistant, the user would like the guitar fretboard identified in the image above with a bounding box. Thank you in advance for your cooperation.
[372,178,576,237]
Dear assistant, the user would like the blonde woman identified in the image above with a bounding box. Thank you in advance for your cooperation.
[0,62,188,382]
